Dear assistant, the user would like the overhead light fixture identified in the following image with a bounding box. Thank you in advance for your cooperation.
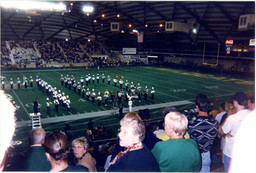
[159,24,163,27]
[145,24,148,28]
[192,28,197,34]
[93,20,97,23]
[1,1,66,11]
[82,5,94,13]
[117,14,120,18]
[132,29,138,33]
[102,14,105,18]
[128,24,132,28]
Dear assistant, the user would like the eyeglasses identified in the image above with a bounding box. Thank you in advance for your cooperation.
[72,146,84,150]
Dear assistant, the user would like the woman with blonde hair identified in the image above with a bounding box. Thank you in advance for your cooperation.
[43,131,87,172]
[72,137,97,172]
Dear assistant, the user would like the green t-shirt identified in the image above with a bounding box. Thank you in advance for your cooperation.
[152,138,201,172]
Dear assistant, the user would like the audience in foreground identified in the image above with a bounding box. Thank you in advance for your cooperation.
[43,130,88,172]
[152,111,201,172]
[72,137,97,172]
[188,94,219,172]
[105,112,160,172]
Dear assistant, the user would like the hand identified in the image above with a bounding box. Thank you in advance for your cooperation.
[226,131,233,138]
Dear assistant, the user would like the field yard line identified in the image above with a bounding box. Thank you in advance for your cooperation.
[15,100,193,127]
[139,67,253,93]
[11,90,30,118]
[111,68,196,98]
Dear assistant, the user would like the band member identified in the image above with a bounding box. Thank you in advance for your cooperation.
[91,89,96,103]
[36,76,40,87]
[17,78,21,89]
[29,76,33,87]
[86,88,90,101]
[46,98,50,114]
[108,75,111,85]
[73,81,77,93]
[104,91,109,106]
[82,86,86,98]
[96,74,100,84]
[151,87,155,100]
[64,76,68,87]
[144,86,148,101]
[110,91,115,104]
[77,82,81,95]
[86,75,89,86]
[137,83,141,93]
[118,91,122,104]
[10,78,14,89]
[60,75,64,85]
[80,77,84,86]
[54,98,59,113]
[24,77,28,89]
[71,75,75,85]
[119,77,124,89]
[88,74,91,84]
[66,95,71,111]
[138,90,142,102]
[97,93,102,106]
[102,74,105,83]
[125,80,129,90]
[113,75,118,86]
[92,75,95,84]
[68,79,72,90]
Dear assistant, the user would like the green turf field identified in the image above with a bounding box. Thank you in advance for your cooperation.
[1,66,255,150]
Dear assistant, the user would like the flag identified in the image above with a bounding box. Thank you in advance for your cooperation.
[137,31,144,43]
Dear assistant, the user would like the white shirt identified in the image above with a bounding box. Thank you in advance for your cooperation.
[215,111,226,124]
[222,109,251,157]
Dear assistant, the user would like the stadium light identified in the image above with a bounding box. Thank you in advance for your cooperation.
[82,5,94,13]
[1,1,66,11]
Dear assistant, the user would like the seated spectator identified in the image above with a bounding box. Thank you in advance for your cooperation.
[72,137,97,172]
[152,111,201,172]
[22,128,51,171]
[105,112,160,172]
[43,130,87,172]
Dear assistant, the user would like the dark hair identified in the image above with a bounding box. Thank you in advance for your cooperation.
[43,131,69,162]
[162,107,177,116]
[195,94,210,112]
[248,96,255,104]
[219,103,225,110]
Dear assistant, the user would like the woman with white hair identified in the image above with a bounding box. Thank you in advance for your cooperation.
[105,112,160,172]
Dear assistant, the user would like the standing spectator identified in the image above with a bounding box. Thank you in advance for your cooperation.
[33,98,39,114]
[119,104,123,120]
[247,95,255,111]
[215,103,226,124]
[22,128,51,171]
[72,137,97,172]
[88,119,94,131]
[219,91,251,172]
[188,94,218,172]
[152,112,201,172]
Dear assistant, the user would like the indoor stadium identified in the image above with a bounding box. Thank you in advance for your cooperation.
[0,1,255,172]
